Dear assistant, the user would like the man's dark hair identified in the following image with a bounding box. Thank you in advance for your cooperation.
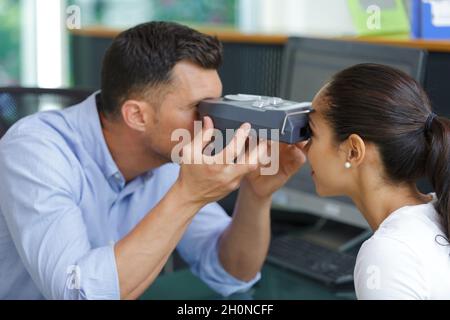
[100,21,223,117]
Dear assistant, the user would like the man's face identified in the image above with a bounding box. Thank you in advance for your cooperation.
[143,60,223,162]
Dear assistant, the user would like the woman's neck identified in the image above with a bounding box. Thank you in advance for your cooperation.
[348,177,432,231]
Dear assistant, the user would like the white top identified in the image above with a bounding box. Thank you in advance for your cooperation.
[354,196,450,300]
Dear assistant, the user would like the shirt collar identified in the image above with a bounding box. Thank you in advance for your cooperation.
[378,193,440,230]
[75,91,123,185]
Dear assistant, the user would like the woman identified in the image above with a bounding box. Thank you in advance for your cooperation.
[303,63,450,299]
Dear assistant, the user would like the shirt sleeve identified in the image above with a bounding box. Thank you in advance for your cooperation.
[176,202,261,297]
[354,235,430,300]
[0,130,120,300]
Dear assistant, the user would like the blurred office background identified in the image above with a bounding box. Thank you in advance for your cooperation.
[1,0,448,88]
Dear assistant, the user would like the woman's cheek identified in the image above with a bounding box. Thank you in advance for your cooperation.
[307,142,319,167]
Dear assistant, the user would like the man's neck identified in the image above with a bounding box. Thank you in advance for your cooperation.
[99,113,167,183]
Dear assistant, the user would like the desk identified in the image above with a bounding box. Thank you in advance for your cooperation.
[140,264,356,300]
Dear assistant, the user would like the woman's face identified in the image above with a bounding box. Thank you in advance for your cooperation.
[305,88,353,197]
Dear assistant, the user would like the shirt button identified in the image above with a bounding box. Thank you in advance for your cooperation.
[113,173,121,180]
[145,172,153,181]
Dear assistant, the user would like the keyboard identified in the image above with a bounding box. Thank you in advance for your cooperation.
[267,235,356,287]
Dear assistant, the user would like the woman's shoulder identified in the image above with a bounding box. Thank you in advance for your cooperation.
[354,202,448,299]
[375,202,445,250]
[354,232,430,299]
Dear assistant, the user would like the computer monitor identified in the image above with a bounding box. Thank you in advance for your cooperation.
[274,37,427,231]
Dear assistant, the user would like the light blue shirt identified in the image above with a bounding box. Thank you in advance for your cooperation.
[0,92,260,300]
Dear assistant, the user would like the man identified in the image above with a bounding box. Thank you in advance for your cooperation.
[0,22,306,299]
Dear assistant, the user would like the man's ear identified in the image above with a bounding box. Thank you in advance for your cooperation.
[121,100,153,132]
[343,134,366,167]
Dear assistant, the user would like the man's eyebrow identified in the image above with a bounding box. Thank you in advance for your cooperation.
[191,97,217,106]
[185,100,201,108]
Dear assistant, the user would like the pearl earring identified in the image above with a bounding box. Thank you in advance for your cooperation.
[345,162,352,169]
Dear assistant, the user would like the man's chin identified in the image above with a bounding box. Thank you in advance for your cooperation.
[159,154,173,166]
[148,150,172,168]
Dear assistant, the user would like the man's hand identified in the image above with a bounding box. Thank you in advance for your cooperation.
[218,138,307,282]
[175,116,260,206]
[242,140,307,199]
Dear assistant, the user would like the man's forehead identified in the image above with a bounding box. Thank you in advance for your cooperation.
[172,62,222,101]
[172,61,216,82]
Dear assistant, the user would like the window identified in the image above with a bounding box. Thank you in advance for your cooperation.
[70,0,237,29]
[0,0,21,85]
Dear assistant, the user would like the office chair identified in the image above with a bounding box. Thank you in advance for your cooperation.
[0,87,93,138]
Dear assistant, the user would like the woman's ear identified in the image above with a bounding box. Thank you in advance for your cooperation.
[344,134,366,167]
[121,99,153,132]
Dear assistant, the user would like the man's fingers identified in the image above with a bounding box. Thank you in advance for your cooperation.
[256,140,270,166]
[293,141,308,162]
[247,136,260,167]
[234,139,269,176]
[189,117,214,160]
[194,116,214,151]
[202,116,214,130]
[201,116,215,150]
[296,140,309,151]
[217,123,251,163]
[182,117,215,164]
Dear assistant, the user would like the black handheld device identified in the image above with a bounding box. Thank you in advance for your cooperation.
[198,94,313,144]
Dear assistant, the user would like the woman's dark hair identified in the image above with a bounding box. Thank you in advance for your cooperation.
[323,63,450,236]
[100,21,223,117]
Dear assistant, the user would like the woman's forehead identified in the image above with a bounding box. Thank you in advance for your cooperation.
[311,91,328,114]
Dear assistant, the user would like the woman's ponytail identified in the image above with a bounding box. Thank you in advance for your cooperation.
[426,115,450,237]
